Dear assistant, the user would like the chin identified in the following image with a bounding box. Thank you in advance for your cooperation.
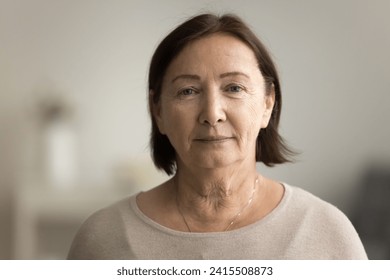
[191,154,241,169]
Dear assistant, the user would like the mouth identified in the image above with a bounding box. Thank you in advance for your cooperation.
[194,136,233,143]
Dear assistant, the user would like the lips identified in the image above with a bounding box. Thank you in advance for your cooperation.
[194,136,233,142]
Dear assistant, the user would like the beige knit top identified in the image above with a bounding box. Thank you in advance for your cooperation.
[67,184,367,259]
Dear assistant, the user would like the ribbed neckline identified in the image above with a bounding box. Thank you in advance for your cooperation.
[129,183,292,238]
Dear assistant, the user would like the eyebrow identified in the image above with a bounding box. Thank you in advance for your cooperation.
[219,71,250,79]
[171,74,200,83]
[171,71,250,83]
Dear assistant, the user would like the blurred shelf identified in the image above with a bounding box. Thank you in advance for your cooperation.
[13,185,134,259]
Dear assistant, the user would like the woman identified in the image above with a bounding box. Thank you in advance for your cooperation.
[68,13,367,259]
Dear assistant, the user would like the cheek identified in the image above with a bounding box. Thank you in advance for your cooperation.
[249,103,264,127]
[234,100,264,136]
[161,104,196,141]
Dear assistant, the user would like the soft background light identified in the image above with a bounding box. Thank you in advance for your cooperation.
[1,0,389,259]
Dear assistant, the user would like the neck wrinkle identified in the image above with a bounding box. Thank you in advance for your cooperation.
[173,167,260,226]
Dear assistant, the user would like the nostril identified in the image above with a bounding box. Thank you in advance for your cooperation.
[202,117,224,127]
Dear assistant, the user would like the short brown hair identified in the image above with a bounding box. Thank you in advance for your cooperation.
[148,13,294,175]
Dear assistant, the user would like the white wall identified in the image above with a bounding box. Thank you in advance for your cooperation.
[1,0,389,258]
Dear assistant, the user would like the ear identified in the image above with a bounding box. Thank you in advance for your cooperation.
[150,90,166,135]
[261,86,276,128]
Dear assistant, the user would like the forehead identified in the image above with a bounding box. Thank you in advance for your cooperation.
[164,33,259,78]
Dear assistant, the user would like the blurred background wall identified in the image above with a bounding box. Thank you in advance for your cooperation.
[0,0,389,259]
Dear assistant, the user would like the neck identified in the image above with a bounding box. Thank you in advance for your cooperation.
[173,160,261,232]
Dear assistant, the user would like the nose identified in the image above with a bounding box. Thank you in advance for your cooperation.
[198,88,226,126]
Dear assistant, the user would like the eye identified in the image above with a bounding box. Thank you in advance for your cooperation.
[226,84,245,93]
[178,87,197,96]
[181,88,194,95]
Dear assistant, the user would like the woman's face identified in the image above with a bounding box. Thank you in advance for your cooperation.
[153,33,274,170]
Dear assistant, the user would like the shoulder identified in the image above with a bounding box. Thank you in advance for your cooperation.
[67,195,135,260]
[283,184,367,259]
[287,185,353,228]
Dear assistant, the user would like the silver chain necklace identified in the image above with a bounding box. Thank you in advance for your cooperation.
[176,176,259,232]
